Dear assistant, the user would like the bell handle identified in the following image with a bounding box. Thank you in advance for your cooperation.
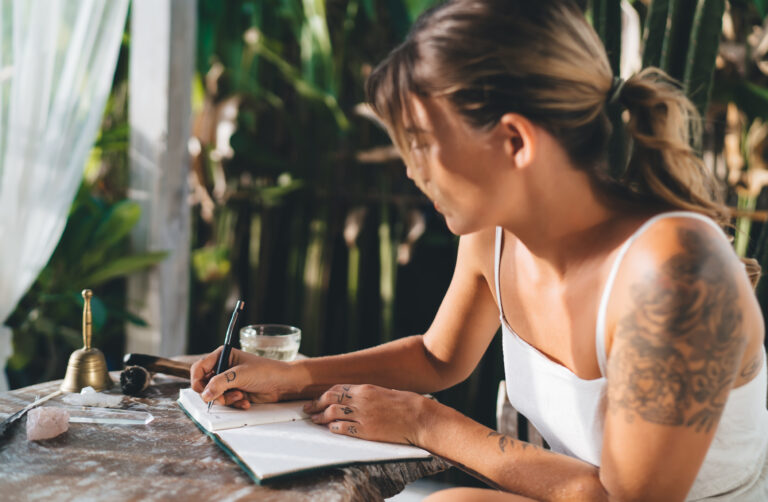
[82,289,93,349]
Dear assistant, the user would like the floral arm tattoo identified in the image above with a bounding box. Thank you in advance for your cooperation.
[607,227,746,433]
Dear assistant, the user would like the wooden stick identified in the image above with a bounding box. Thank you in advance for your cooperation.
[122,354,191,379]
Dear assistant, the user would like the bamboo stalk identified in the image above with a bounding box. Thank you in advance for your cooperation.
[641,0,671,69]
[683,0,725,119]
[344,207,367,352]
[302,216,328,356]
[379,195,395,344]
[592,0,622,76]
[660,0,698,81]
[248,210,262,323]
[286,200,309,325]
[347,244,361,350]
[734,194,758,257]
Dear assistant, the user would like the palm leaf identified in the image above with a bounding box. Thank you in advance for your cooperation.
[80,251,168,287]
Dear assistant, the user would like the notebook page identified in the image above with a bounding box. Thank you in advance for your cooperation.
[178,388,310,431]
[217,419,432,480]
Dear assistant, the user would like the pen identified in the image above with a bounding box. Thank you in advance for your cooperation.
[207,300,245,413]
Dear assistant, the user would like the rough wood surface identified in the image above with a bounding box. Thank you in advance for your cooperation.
[0,374,449,501]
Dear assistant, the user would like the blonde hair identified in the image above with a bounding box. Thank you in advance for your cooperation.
[366,0,728,224]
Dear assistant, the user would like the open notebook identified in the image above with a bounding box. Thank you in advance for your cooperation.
[177,388,432,483]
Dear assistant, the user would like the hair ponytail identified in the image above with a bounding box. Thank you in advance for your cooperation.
[616,68,726,224]
[617,69,761,286]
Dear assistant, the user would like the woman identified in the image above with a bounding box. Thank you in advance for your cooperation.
[191,1,768,500]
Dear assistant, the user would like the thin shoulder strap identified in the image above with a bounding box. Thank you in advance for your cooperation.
[494,226,503,314]
[594,211,724,376]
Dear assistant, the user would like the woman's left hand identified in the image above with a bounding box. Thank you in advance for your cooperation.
[303,384,431,446]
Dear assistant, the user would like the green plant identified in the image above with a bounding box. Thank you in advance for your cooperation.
[5,184,167,387]
[190,0,447,355]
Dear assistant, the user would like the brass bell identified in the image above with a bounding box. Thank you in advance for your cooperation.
[61,289,113,392]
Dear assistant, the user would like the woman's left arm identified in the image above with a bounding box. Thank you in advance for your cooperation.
[306,218,763,501]
[305,383,607,501]
[598,217,762,501]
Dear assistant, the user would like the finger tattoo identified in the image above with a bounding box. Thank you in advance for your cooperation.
[342,407,353,415]
[337,392,352,404]
[225,371,236,383]
[342,385,351,391]
[348,425,358,434]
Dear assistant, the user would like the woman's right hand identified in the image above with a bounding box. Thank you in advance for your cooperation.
[189,346,295,409]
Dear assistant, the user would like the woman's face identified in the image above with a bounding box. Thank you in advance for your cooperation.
[404,96,511,235]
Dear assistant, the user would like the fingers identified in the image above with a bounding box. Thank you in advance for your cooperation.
[304,384,354,414]
[231,398,251,410]
[328,421,363,437]
[190,347,223,393]
[221,389,244,405]
[306,391,363,437]
[310,403,356,424]
[201,366,242,404]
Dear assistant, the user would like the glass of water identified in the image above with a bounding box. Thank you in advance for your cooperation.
[239,324,301,361]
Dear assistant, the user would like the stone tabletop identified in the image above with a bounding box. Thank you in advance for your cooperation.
[0,373,449,501]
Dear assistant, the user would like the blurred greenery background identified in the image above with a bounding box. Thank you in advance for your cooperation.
[7,0,768,487]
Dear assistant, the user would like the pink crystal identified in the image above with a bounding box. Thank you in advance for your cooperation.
[26,407,70,440]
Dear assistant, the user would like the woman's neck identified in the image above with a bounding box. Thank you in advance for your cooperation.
[499,164,642,278]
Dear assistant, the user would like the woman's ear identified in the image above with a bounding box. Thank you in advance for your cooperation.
[498,113,536,169]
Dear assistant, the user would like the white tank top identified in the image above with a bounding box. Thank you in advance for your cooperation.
[495,212,768,500]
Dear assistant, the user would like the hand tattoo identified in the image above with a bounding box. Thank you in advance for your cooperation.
[342,407,353,415]
[348,425,358,435]
[607,227,745,433]
[337,392,352,404]
[225,371,236,383]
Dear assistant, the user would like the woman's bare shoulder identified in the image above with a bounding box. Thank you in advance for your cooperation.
[457,227,499,280]
[606,214,764,386]
[612,215,747,294]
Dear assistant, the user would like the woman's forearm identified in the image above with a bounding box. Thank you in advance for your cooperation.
[283,335,461,399]
[417,399,608,502]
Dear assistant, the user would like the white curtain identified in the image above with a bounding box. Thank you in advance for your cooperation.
[0,0,129,391]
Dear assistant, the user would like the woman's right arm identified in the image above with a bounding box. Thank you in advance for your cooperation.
[191,230,502,406]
